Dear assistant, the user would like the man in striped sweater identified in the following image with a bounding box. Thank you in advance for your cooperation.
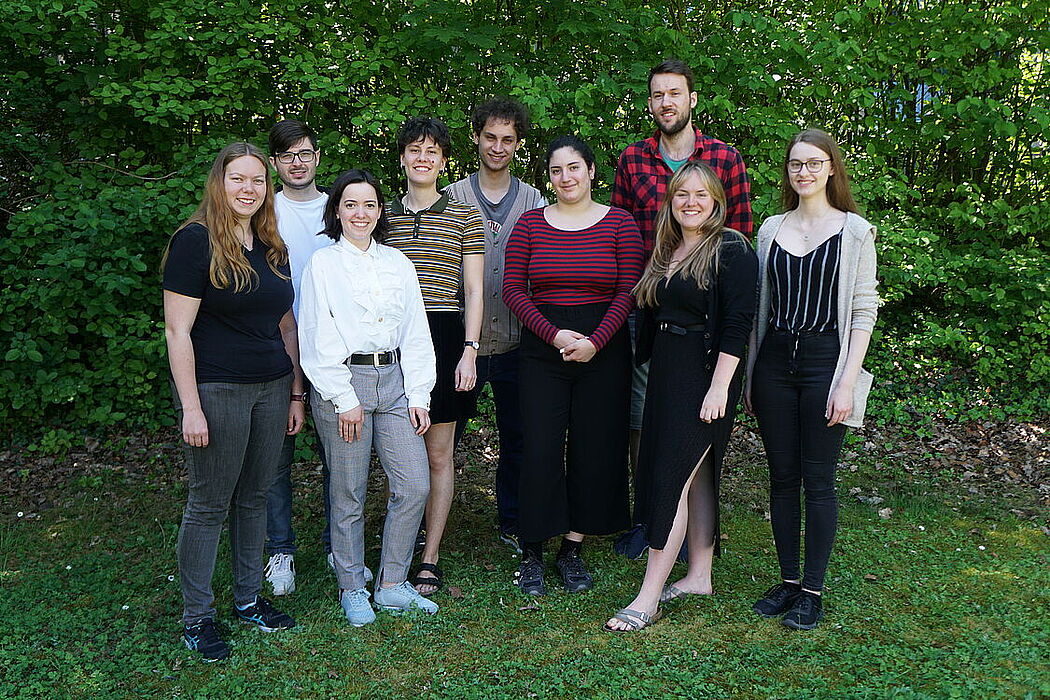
[446,98,546,552]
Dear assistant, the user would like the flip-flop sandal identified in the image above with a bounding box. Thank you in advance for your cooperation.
[603,607,663,632]
[410,563,444,597]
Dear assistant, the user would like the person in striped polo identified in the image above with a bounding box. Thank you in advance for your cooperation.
[503,135,644,596]
[386,116,485,597]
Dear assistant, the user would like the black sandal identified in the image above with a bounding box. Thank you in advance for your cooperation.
[411,563,444,597]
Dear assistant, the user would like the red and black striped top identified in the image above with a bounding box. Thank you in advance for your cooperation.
[502,206,644,350]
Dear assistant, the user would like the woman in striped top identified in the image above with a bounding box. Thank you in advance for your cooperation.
[745,129,879,631]
[503,135,644,596]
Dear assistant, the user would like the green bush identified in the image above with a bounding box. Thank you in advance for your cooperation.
[1,0,1047,442]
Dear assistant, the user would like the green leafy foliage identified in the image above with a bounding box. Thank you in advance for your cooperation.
[1,0,1048,441]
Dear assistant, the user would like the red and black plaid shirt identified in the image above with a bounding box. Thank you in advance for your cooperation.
[611,127,753,257]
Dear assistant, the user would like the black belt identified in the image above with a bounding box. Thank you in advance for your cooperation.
[347,349,401,366]
[657,321,707,335]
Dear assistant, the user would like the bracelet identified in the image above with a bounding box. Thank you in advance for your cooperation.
[290,392,308,403]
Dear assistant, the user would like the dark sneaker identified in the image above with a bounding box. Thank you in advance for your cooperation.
[781,591,824,630]
[555,552,594,593]
[183,618,230,662]
[613,525,650,560]
[498,528,522,554]
[234,596,296,632]
[753,582,802,617]
[515,555,547,596]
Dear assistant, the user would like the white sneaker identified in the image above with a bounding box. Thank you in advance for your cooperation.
[327,552,373,584]
[264,553,296,596]
[374,581,439,615]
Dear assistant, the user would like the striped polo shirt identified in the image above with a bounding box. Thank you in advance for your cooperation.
[385,193,486,312]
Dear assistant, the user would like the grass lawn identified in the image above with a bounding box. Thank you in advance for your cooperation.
[1,412,1047,699]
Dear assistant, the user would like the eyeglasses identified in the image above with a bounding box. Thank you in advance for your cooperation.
[275,150,317,164]
[787,158,831,173]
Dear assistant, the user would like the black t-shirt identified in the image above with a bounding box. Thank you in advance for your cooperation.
[163,223,293,383]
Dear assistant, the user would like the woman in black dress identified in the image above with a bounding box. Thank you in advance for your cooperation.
[605,162,756,631]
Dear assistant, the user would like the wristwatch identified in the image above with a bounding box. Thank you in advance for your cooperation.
[463,340,480,350]
[290,392,308,404]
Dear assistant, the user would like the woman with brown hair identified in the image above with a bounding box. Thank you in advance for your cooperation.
[604,162,756,632]
[745,129,879,630]
[163,142,304,661]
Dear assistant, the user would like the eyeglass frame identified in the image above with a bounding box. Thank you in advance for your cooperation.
[787,158,832,173]
[274,149,317,164]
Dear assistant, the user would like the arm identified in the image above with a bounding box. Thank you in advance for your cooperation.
[455,252,484,391]
[699,352,742,423]
[723,152,753,238]
[564,213,645,360]
[297,258,360,414]
[826,329,872,426]
[610,149,635,213]
[163,291,208,447]
[279,310,306,436]
[399,257,436,435]
[716,237,759,361]
[502,212,563,345]
[827,227,879,425]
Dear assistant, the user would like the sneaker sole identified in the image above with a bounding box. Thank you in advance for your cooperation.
[498,534,522,553]
[781,613,823,630]
[376,604,438,615]
[269,581,296,596]
[237,619,294,632]
[753,604,787,618]
[183,638,229,662]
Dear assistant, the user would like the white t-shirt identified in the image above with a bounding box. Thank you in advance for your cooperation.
[274,189,331,319]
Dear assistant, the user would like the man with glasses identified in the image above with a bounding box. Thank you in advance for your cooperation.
[263,119,342,595]
[611,59,753,559]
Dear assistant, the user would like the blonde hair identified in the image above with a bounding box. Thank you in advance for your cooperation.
[634,163,741,307]
[163,142,287,292]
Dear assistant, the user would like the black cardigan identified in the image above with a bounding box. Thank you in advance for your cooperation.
[635,230,758,369]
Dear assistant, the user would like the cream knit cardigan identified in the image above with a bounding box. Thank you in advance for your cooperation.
[745,211,880,428]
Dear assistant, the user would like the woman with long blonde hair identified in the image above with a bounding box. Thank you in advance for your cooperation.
[605,162,756,631]
[162,142,305,661]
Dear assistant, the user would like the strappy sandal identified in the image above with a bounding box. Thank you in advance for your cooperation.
[410,563,444,597]
[604,607,663,632]
[660,585,688,603]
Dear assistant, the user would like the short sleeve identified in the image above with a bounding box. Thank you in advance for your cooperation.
[462,206,486,256]
[163,224,211,299]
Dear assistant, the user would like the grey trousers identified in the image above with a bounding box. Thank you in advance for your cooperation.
[312,363,430,591]
[175,375,292,625]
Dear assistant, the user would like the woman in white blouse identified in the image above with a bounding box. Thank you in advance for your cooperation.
[298,169,439,625]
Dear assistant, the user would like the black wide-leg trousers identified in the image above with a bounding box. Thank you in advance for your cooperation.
[518,303,631,543]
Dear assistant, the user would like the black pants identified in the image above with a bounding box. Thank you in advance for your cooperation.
[518,303,631,543]
[752,330,846,591]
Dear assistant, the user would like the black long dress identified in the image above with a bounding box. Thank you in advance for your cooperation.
[634,233,758,550]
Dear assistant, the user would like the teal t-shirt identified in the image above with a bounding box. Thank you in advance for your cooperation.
[662,153,689,172]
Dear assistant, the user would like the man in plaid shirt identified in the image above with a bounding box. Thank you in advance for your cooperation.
[612,59,753,255]
[612,58,753,559]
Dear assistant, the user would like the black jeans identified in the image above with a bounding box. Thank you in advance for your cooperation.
[752,330,846,592]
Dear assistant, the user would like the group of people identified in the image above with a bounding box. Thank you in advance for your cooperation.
[162,58,878,662]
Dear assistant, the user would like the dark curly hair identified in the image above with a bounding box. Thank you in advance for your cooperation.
[319,169,390,243]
